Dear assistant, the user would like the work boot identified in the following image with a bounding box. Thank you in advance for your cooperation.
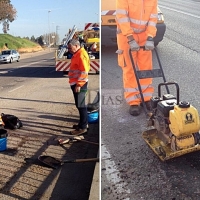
[72,124,89,130]
[140,101,152,111]
[129,105,141,116]
[70,128,87,136]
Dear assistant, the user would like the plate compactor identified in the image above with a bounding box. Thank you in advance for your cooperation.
[144,82,200,161]
[129,48,200,161]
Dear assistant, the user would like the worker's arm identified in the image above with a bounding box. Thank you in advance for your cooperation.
[146,0,158,38]
[116,0,133,37]
[76,54,90,88]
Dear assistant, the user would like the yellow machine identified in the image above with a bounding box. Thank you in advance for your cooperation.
[143,82,200,161]
[83,29,100,53]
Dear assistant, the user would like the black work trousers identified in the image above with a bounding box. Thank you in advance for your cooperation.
[71,82,88,129]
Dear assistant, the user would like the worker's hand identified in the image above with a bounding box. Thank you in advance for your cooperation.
[127,35,140,51]
[145,36,154,51]
[128,40,140,51]
[75,86,81,93]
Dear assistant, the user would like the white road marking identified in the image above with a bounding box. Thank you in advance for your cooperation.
[8,85,24,93]
[102,143,130,199]
[19,60,48,68]
[159,5,200,19]
[0,59,50,75]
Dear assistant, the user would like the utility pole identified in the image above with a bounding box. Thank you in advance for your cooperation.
[56,25,60,45]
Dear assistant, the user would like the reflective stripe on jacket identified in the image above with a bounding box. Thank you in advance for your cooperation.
[116,0,158,38]
[125,92,153,103]
[68,47,90,87]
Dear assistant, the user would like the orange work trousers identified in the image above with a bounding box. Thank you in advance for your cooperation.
[116,32,154,106]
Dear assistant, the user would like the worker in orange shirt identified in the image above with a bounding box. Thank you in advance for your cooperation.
[67,39,90,135]
[116,0,158,116]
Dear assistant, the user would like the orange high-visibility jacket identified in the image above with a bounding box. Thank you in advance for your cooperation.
[116,0,157,38]
[68,47,90,87]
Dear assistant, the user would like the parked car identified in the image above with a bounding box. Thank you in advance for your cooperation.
[0,49,20,63]
[101,1,166,47]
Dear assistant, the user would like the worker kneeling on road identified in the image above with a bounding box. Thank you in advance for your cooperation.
[116,0,158,116]
[67,39,90,135]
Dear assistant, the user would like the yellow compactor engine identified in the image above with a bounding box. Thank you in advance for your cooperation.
[169,102,200,151]
[146,82,200,161]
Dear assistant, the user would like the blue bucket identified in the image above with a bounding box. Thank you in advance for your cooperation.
[88,111,99,124]
[0,129,7,151]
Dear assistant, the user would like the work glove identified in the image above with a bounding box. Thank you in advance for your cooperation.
[145,36,154,51]
[127,35,140,51]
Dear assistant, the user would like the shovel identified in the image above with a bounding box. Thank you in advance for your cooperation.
[38,155,99,169]
[58,136,99,146]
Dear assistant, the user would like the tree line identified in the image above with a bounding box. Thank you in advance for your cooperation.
[23,32,59,46]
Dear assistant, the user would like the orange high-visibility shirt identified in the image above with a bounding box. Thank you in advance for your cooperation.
[116,0,157,38]
[68,47,90,87]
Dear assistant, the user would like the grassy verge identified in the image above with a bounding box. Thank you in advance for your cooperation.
[0,34,43,53]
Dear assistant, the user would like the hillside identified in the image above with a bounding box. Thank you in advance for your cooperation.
[0,34,44,53]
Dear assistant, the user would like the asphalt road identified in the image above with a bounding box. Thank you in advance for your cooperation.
[0,49,99,199]
[101,1,200,199]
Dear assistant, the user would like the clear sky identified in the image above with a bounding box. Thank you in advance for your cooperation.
[4,0,100,43]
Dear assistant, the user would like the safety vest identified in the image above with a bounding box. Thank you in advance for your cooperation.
[68,47,90,87]
[116,0,157,38]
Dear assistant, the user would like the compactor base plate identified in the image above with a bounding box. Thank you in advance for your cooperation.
[142,129,200,161]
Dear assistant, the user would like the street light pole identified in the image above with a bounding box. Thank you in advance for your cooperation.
[48,10,51,48]
[95,12,99,23]
[52,22,55,47]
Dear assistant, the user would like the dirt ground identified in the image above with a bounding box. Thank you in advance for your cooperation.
[0,45,44,53]
[17,45,44,53]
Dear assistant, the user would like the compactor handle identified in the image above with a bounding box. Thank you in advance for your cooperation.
[139,46,145,50]
[158,82,180,105]
[129,46,146,51]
